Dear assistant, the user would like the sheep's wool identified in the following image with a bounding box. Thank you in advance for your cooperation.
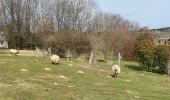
[112,65,121,74]
[9,49,19,54]
[50,55,60,64]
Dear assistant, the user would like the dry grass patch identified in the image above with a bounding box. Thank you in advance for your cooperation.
[44,68,51,71]
[21,69,28,72]
[18,50,43,57]
[76,71,84,74]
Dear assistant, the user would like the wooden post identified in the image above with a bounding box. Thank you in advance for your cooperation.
[168,60,170,80]
[42,48,45,58]
[67,49,70,62]
[35,46,37,53]
[48,47,51,57]
[89,51,93,64]
[118,53,121,67]
[35,46,38,56]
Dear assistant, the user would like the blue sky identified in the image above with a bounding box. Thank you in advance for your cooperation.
[97,0,170,29]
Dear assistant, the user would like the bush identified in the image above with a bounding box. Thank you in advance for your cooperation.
[134,29,156,71]
[41,31,92,58]
[123,36,136,61]
[154,45,170,74]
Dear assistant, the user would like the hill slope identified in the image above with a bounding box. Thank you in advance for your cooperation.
[0,50,170,100]
[151,27,170,37]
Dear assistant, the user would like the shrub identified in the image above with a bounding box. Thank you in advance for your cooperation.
[123,36,136,61]
[154,45,170,74]
[134,29,156,71]
[42,31,92,58]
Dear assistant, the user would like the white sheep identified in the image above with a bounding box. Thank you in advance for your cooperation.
[9,49,19,55]
[112,65,121,79]
[50,54,60,64]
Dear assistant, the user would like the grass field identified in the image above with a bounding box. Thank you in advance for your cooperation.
[0,49,170,100]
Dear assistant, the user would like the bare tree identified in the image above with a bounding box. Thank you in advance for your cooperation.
[0,0,139,60]
[0,0,40,49]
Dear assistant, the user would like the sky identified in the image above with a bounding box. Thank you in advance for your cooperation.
[97,0,170,29]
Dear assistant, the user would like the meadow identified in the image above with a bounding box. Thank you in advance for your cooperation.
[0,49,170,100]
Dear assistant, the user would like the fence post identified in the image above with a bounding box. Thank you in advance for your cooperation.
[89,51,93,64]
[42,48,45,58]
[35,46,38,55]
[168,60,170,80]
[118,53,121,67]
[48,47,51,57]
[67,49,70,62]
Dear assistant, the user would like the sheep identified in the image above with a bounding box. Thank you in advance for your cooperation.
[50,54,60,64]
[112,65,121,79]
[9,49,19,55]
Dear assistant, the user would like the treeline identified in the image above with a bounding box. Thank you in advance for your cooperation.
[0,0,139,60]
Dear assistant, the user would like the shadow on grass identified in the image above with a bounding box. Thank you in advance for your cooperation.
[152,69,163,74]
[125,64,163,74]
[110,75,115,78]
[125,64,143,72]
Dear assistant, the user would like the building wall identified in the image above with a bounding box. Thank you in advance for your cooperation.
[157,40,170,45]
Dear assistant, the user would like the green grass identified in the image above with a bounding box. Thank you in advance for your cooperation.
[0,49,170,100]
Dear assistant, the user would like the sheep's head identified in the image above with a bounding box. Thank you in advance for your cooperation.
[112,65,121,74]
[114,68,118,73]
[50,54,60,64]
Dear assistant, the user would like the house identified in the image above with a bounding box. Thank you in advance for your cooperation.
[157,37,170,45]
[0,32,8,48]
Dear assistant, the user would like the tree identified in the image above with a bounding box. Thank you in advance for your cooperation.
[134,29,156,71]
[0,0,39,49]
[0,0,139,60]
[154,45,170,74]
[122,35,136,61]
[89,12,138,60]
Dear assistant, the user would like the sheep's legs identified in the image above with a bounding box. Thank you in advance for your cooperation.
[114,73,118,79]
[51,61,55,64]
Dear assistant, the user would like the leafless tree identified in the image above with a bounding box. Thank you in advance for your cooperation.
[0,0,139,60]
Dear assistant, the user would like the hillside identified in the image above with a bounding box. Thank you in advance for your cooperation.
[151,27,170,32]
[0,50,170,100]
[151,27,170,37]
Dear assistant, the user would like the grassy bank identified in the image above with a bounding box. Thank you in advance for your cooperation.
[0,49,170,100]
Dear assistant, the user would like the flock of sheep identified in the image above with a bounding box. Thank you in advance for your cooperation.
[9,49,121,79]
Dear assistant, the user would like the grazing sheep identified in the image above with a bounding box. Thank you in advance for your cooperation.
[112,65,121,79]
[50,54,60,64]
[9,49,19,55]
